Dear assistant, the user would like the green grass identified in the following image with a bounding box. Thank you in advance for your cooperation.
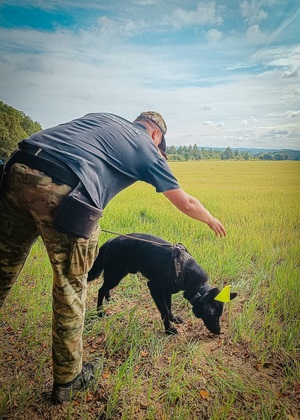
[0,160,299,419]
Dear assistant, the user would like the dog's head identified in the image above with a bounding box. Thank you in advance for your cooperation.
[191,288,237,334]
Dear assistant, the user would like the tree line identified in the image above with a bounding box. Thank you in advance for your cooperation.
[166,145,300,161]
[1,101,298,161]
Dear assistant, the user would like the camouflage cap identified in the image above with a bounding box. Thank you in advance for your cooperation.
[138,111,167,154]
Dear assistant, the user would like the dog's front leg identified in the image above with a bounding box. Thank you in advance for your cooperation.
[148,282,178,335]
[166,294,184,325]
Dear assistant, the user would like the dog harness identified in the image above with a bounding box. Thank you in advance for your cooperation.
[172,243,192,290]
[172,243,212,304]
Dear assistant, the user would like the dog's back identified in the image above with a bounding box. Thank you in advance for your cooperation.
[88,233,173,283]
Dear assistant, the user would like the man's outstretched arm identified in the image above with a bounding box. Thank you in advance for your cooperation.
[163,188,226,237]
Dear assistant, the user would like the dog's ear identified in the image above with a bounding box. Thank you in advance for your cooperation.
[203,288,220,301]
[230,292,238,300]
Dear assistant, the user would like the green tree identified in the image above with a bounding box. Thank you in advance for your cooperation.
[192,144,200,159]
[20,114,42,136]
[242,151,250,160]
[221,147,234,160]
[188,145,193,157]
[234,149,240,159]
[167,145,177,155]
[273,152,287,160]
[200,147,210,159]
[258,152,274,160]
[0,101,42,160]
[177,146,183,155]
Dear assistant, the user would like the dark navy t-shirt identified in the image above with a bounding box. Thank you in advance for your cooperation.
[22,113,179,209]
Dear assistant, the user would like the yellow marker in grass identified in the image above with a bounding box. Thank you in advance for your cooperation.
[214,285,232,302]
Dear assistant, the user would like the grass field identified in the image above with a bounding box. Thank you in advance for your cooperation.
[0,160,299,419]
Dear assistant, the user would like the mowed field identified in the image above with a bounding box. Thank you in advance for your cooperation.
[0,160,299,419]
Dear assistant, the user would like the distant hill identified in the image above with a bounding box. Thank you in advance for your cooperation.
[212,147,299,155]
[209,147,300,160]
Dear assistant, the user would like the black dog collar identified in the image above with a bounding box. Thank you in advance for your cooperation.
[189,283,211,305]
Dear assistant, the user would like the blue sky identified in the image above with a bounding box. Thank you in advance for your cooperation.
[0,0,299,149]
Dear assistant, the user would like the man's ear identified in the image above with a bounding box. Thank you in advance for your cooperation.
[152,128,161,145]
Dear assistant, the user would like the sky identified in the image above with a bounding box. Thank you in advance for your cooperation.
[0,0,299,150]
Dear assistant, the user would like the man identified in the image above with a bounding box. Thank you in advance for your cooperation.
[0,111,226,404]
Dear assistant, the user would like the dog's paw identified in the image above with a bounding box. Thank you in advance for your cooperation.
[165,326,178,335]
[170,315,184,324]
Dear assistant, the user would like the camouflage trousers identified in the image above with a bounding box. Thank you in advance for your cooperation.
[0,163,99,384]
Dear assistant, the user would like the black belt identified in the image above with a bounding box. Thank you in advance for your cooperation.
[8,145,79,188]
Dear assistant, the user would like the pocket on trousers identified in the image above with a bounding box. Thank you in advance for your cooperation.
[69,224,100,277]
[54,194,103,239]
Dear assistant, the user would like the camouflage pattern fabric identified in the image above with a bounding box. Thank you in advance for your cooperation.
[137,111,167,155]
[0,163,100,383]
[138,111,167,135]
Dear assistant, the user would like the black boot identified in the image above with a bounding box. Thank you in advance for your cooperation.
[51,359,101,404]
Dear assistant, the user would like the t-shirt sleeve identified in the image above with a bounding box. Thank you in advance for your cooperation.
[139,157,180,193]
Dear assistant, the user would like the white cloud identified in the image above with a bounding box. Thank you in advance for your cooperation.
[132,0,160,5]
[240,117,258,125]
[246,24,267,44]
[267,128,290,136]
[285,110,300,118]
[97,15,149,39]
[282,68,299,78]
[169,2,223,28]
[251,45,300,73]
[205,28,222,42]
[240,0,268,25]
[202,120,224,128]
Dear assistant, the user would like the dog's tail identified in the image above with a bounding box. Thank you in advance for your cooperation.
[87,242,106,282]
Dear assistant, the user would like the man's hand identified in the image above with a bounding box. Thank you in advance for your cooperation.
[163,188,227,237]
[207,217,227,237]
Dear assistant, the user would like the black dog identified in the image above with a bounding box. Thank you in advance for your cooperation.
[88,233,237,335]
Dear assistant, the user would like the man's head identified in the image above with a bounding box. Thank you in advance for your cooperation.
[135,111,167,158]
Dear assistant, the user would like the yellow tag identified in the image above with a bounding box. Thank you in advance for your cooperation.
[215,285,231,302]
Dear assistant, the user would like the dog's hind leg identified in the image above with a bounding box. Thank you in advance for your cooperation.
[96,286,110,317]
[96,268,128,317]
[148,282,178,335]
